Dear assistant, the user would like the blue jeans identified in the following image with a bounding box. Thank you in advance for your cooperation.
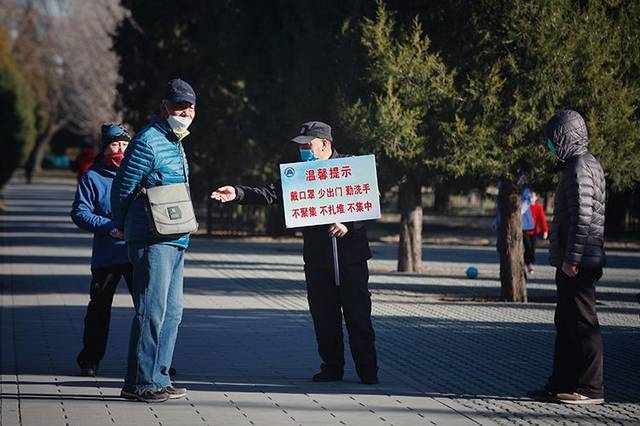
[124,243,184,390]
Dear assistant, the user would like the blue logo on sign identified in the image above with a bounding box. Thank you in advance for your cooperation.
[284,167,295,178]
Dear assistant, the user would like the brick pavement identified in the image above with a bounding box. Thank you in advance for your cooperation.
[1,175,639,426]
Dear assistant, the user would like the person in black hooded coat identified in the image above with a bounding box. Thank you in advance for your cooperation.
[528,110,606,405]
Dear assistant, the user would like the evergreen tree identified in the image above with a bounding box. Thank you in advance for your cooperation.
[454,0,640,301]
[339,1,457,272]
[114,0,370,206]
[112,0,640,287]
[0,27,36,192]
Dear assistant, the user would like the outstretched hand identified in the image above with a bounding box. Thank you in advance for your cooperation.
[211,185,236,203]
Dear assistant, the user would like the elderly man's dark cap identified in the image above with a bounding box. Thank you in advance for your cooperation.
[164,78,196,106]
[290,121,333,145]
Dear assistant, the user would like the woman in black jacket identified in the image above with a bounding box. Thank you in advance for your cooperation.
[528,110,606,405]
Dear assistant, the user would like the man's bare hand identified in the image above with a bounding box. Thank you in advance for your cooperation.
[561,261,578,277]
[211,186,236,203]
[328,223,348,238]
[543,232,548,240]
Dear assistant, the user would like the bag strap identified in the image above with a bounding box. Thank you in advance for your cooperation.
[134,141,189,200]
[179,142,189,184]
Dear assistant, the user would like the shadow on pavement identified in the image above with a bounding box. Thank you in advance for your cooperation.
[2,177,639,412]
[2,304,638,403]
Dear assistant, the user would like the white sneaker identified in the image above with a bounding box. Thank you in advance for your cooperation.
[557,392,604,405]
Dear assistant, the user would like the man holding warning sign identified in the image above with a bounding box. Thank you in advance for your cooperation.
[211,121,379,384]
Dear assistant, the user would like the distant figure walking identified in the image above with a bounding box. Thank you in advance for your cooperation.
[523,191,549,274]
[70,142,97,182]
[24,149,36,184]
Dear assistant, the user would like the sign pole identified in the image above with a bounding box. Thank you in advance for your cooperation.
[279,155,381,288]
[332,236,340,287]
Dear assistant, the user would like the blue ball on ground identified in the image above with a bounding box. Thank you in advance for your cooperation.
[466,266,478,279]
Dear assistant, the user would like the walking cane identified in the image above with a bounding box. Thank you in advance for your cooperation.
[332,236,340,287]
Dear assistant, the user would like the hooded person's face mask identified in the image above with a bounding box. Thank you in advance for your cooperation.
[547,138,557,156]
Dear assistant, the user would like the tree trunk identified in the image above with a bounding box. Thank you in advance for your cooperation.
[498,180,527,302]
[397,180,423,272]
[30,121,65,173]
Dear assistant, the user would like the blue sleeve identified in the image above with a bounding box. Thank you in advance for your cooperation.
[111,137,155,229]
[70,174,114,235]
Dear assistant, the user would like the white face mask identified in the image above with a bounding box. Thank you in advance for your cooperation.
[166,114,192,133]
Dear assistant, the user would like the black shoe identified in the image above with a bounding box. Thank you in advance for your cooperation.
[163,385,187,399]
[78,361,98,377]
[527,389,559,403]
[312,371,343,382]
[359,375,379,385]
[121,387,169,403]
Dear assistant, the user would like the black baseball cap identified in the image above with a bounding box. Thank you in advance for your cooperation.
[164,78,196,106]
[290,121,332,145]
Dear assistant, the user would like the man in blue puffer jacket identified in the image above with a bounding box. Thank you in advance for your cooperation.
[111,79,196,403]
[71,123,132,378]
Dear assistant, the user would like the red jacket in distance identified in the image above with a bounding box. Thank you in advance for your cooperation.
[71,146,97,182]
[528,203,549,236]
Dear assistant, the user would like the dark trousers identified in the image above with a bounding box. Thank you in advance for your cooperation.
[523,232,537,265]
[547,267,604,398]
[304,261,378,378]
[77,263,133,365]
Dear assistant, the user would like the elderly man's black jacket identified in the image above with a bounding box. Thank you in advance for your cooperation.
[234,150,372,269]
[545,110,606,268]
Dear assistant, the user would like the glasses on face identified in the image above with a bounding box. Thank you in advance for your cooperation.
[109,141,129,151]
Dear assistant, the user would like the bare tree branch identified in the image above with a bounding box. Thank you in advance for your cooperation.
[5,0,125,143]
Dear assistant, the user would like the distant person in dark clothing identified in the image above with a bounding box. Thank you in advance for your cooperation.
[528,110,606,405]
[71,142,97,182]
[24,149,36,184]
[71,123,132,377]
[211,121,379,385]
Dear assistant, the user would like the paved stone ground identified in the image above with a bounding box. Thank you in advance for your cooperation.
[1,175,639,426]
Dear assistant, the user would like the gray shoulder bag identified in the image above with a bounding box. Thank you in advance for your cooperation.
[142,147,198,237]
